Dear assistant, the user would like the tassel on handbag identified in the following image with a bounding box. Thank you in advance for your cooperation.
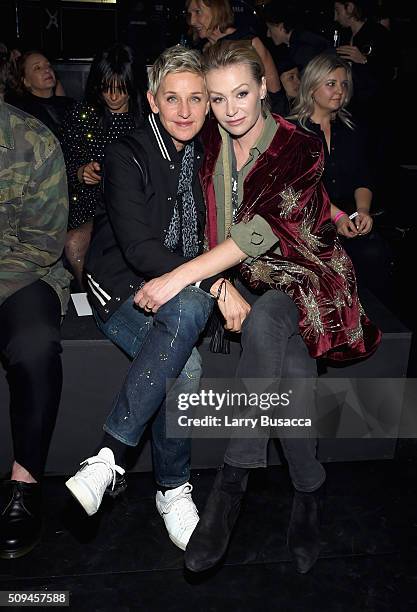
[207,308,230,354]
[207,278,231,354]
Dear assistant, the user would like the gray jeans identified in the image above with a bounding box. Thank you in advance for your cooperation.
[224,282,325,493]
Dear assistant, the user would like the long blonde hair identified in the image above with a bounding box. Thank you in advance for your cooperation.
[288,52,354,130]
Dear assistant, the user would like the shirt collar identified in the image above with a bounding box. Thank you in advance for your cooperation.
[306,116,338,135]
[250,110,278,157]
[0,101,14,150]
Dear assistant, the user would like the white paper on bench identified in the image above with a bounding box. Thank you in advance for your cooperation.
[71,292,93,316]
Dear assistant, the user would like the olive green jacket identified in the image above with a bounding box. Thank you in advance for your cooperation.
[0,100,71,312]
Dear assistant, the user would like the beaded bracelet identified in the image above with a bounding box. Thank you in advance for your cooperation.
[333,211,347,224]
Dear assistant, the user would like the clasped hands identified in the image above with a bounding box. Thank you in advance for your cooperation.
[135,272,186,314]
[78,161,101,185]
[209,278,251,333]
[135,275,251,333]
[336,211,373,238]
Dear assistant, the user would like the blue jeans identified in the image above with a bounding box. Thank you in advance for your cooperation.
[95,286,213,487]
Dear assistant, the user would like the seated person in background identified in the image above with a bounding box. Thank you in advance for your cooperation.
[60,43,144,289]
[5,50,74,138]
[186,0,281,93]
[0,98,71,559]
[262,4,331,71]
[288,52,393,301]
[65,46,214,552]
[136,41,381,574]
[270,56,300,116]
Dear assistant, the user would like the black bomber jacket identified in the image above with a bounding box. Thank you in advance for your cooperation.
[85,113,206,321]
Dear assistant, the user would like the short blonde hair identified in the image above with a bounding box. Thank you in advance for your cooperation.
[148,45,204,96]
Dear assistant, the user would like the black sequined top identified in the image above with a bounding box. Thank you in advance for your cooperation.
[61,102,136,229]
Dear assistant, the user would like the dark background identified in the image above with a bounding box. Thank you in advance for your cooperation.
[1,1,417,65]
[1,0,416,331]
[0,6,416,604]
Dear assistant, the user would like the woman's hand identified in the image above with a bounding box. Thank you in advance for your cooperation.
[354,211,373,234]
[212,280,251,333]
[134,271,187,312]
[335,214,359,238]
[77,161,101,185]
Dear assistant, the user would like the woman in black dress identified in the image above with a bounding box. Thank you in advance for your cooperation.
[60,43,144,288]
[5,50,73,137]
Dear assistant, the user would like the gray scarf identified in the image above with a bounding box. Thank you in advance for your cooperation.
[164,141,199,258]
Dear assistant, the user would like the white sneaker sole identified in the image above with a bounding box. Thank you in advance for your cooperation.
[65,476,100,516]
[156,500,197,551]
[168,533,187,551]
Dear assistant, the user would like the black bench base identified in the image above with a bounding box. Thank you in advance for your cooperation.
[0,291,411,475]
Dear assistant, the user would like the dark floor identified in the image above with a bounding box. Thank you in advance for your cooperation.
[0,459,416,611]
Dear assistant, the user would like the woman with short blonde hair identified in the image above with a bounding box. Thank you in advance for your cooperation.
[148,45,205,95]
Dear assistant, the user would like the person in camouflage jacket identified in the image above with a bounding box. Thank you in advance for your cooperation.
[0,98,71,559]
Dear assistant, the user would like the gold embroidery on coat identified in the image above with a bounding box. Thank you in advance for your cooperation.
[295,244,326,271]
[248,258,321,291]
[249,260,277,285]
[279,186,302,219]
[347,320,364,345]
[299,289,325,338]
[334,290,346,312]
[329,244,351,277]
[298,215,325,253]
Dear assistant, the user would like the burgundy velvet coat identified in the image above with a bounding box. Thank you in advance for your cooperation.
[201,114,381,361]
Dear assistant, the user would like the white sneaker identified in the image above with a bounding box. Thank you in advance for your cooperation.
[65,448,125,516]
[156,483,199,551]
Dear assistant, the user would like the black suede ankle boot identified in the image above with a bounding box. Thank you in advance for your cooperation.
[287,484,324,574]
[0,480,42,559]
[184,466,249,572]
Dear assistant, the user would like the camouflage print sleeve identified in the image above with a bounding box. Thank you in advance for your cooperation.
[0,143,69,307]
